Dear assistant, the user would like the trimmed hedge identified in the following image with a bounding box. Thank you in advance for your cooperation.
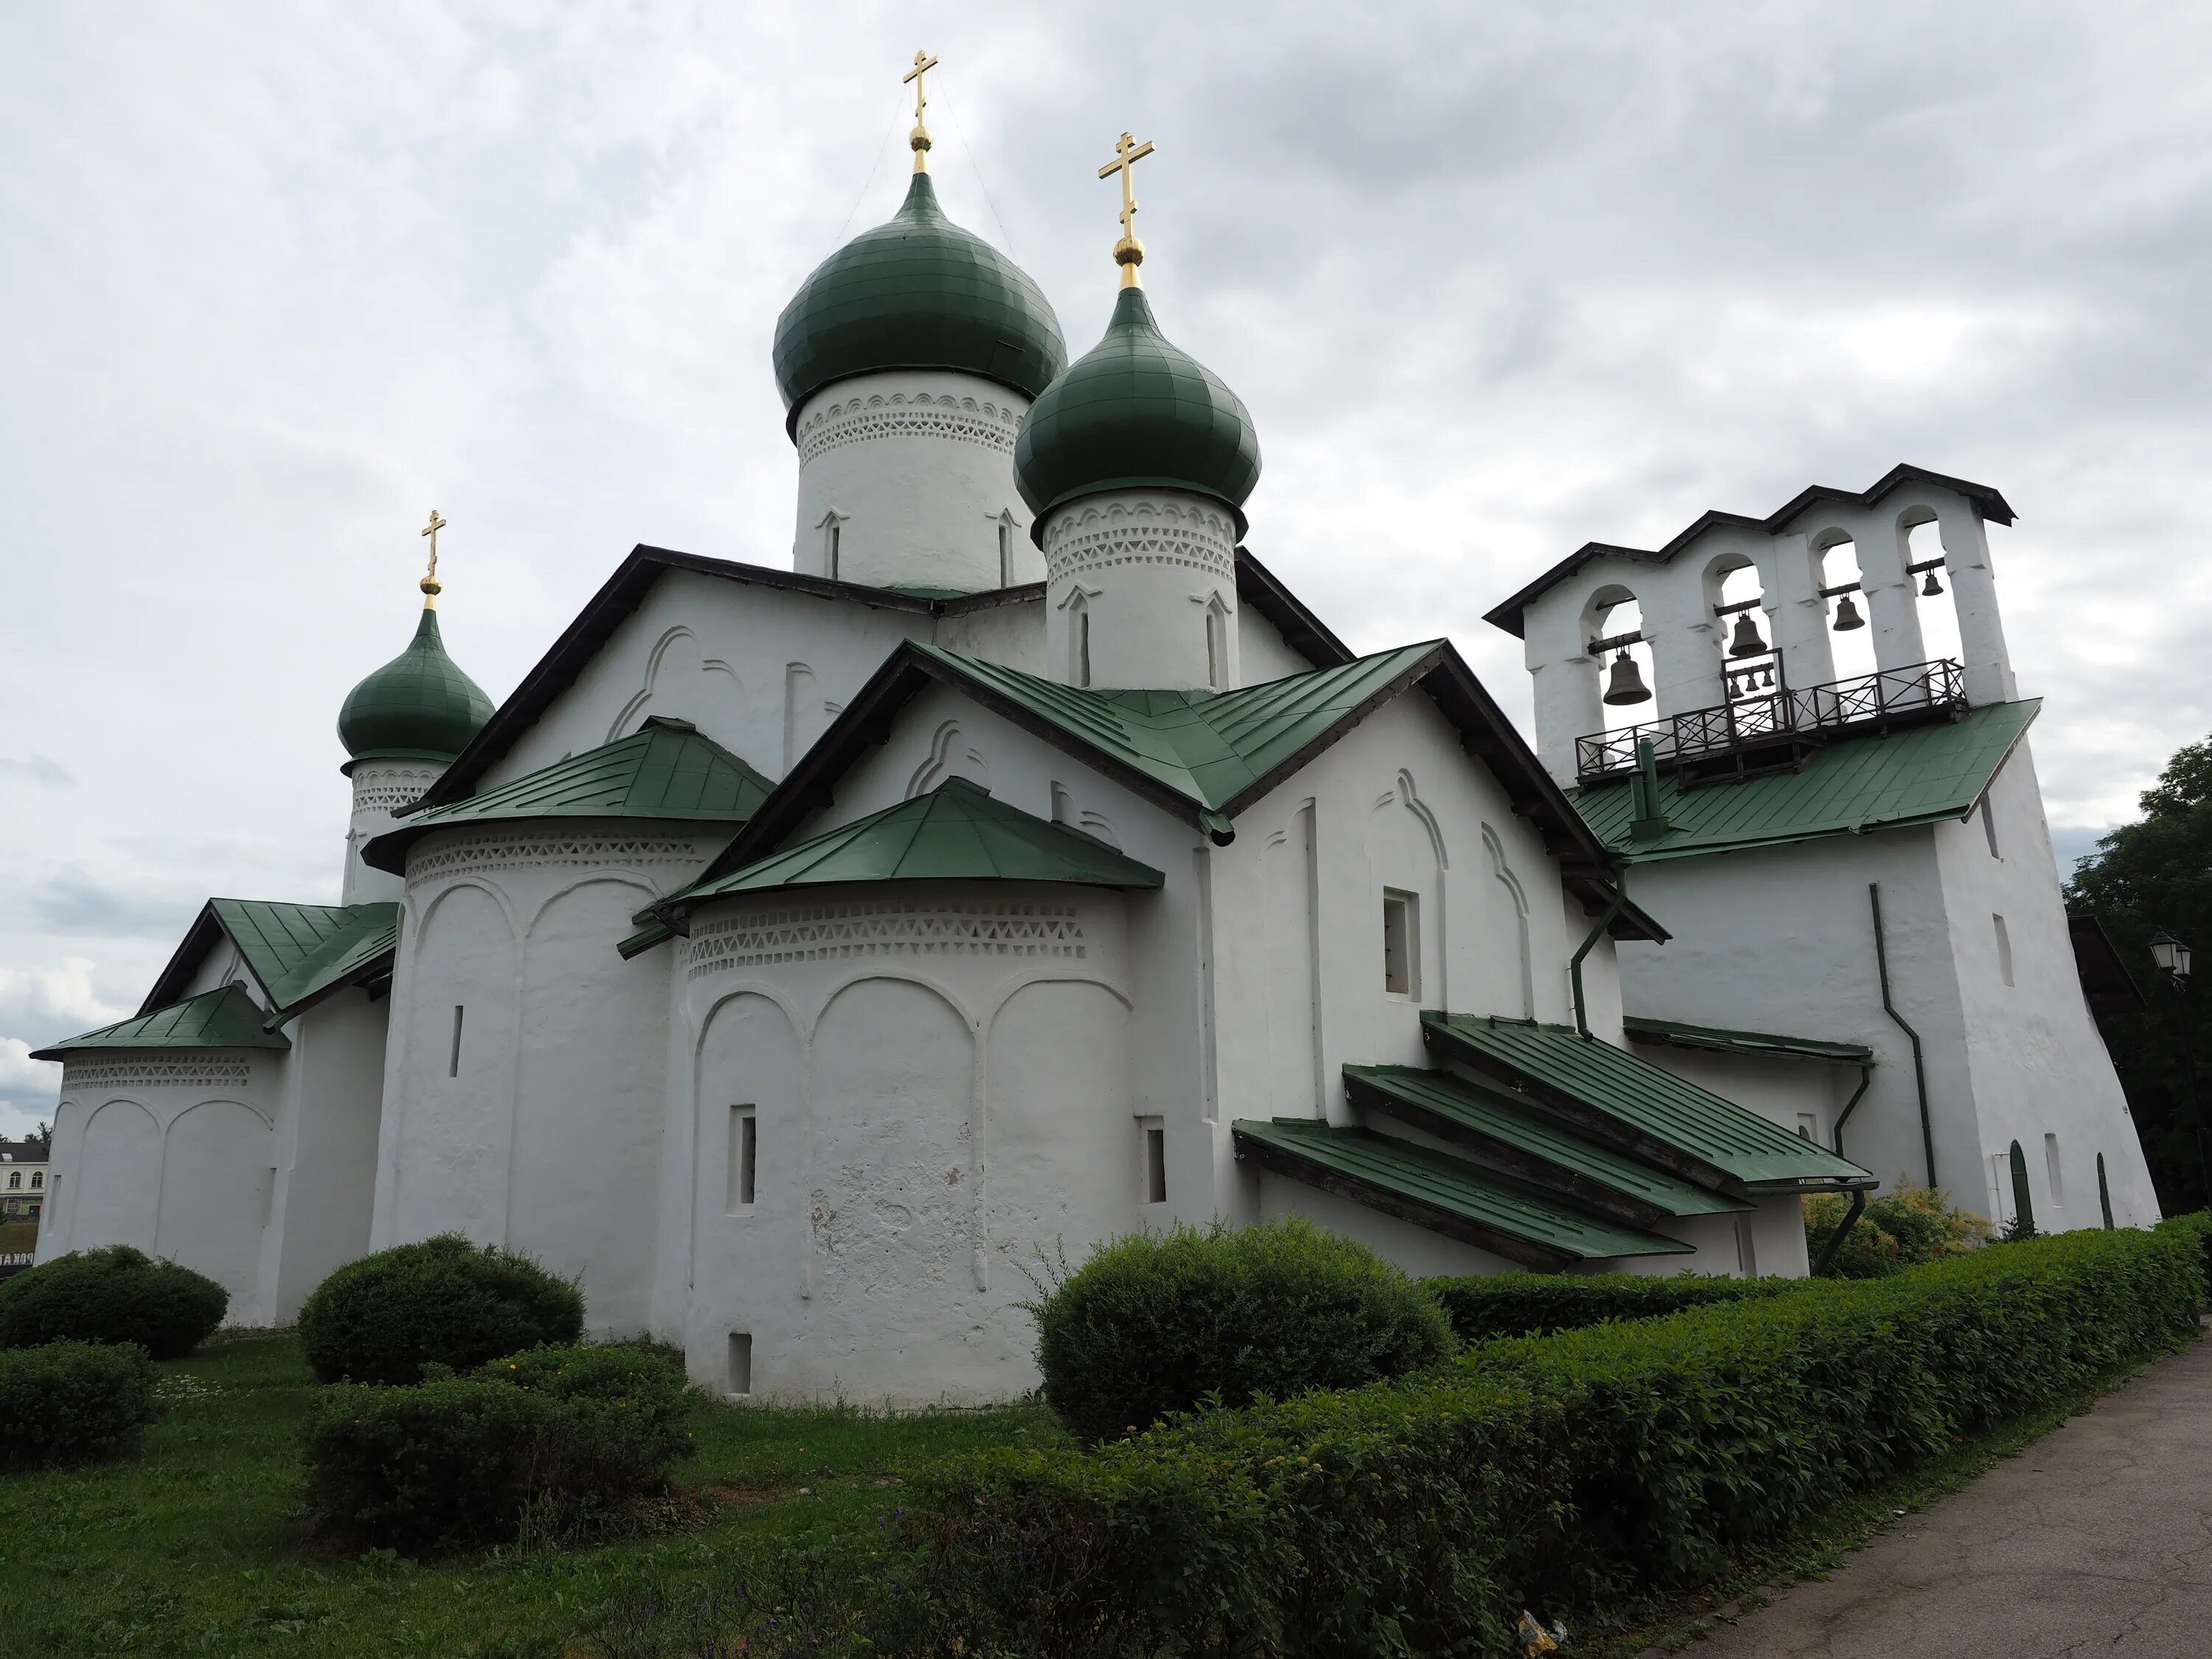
[0,1245,226,1358]
[2157,1211,2212,1304]
[1032,1217,1455,1444]
[0,1340,159,1467]
[914,1225,2202,1655]
[1425,1270,1795,1343]
[297,1234,583,1384]
[305,1342,694,1554]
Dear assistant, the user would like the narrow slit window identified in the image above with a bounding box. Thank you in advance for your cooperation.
[1980,799,2000,859]
[727,1332,753,1397]
[1077,606,1093,687]
[998,520,1014,587]
[728,1106,757,1211]
[1733,1213,1759,1277]
[449,1005,465,1077]
[1205,605,1226,691]
[2045,1133,2064,1206]
[1141,1119,1166,1204]
[825,520,841,580]
[1050,781,1073,825]
[1994,914,2014,987]
[1382,889,1420,998]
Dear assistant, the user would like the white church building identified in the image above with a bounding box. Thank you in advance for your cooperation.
[32,79,2157,1404]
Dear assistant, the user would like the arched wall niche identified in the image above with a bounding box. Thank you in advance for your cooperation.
[69,1098,161,1252]
[1481,823,1536,1020]
[156,1099,272,1307]
[609,625,745,746]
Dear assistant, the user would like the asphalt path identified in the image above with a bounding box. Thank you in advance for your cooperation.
[1666,1333,2212,1658]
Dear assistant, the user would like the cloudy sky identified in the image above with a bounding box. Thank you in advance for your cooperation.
[3,1,2209,1134]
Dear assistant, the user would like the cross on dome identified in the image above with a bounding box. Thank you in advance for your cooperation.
[903,49,939,171]
[420,508,448,607]
[1098,131,1155,288]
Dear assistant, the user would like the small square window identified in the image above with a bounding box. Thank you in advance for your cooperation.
[1382,890,1420,999]
[1138,1116,1166,1204]
[727,1332,753,1397]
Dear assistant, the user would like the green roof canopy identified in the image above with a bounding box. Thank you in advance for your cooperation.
[1622,1015,1874,1065]
[260,908,400,1020]
[1015,285,1261,537]
[32,985,291,1060]
[142,899,398,1020]
[338,606,494,765]
[1343,1065,1749,1222]
[654,776,1162,930]
[1573,700,2039,863]
[364,717,773,874]
[771,171,1067,428]
[1231,1118,1693,1271]
[1423,1012,1873,1190]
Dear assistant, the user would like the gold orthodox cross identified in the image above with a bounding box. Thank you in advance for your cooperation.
[904,49,939,170]
[1098,131,1155,286]
[420,508,447,605]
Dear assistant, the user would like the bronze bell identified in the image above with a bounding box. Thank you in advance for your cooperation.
[1726,612,1768,658]
[1921,568,1945,597]
[1603,649,1652,706]
[1832,593,1866,632]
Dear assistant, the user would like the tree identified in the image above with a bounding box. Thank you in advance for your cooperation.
[2065,733,2212,1212]
[27,1123,49,1155]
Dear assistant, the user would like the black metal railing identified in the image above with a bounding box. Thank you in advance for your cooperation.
[1577,659,1965,780]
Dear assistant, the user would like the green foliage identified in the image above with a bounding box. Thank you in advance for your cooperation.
[0,1245,226,1358]
[1030,1217,1456,1444]
[305,1343,692,1555]
[2155,1211,2212,1305]
[1805,1183,1994,1278]
[917,1225,2202,1655]
[0,1340,159,1467]
[296,1234,584,1384]
[1425,1270,1793,1342]
[2065,729,2212,1211]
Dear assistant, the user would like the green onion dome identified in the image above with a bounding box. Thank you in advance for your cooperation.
[1012,286,1262,540]
[771,172,1068,434]
[337,607,494,765]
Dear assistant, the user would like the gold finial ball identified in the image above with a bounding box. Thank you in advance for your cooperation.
[1114,237,1146,268]
[420,576,442,597]
[911,131,933,154]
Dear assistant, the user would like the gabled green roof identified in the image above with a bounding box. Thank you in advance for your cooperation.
[32,985,291,1060]
[1622,1015,1873,1065]
[260,906,400,1020]
[143,899,398,1017]
[1422,1012,1872,1190]
[1572,700,2039,863]
[1343,1065,1748,1220]
[1231,1118,1693,1270]
[364,717,773,874]
[655,777,1161,928]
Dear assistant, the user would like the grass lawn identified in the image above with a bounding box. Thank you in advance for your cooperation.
[0,1331,1061,1659]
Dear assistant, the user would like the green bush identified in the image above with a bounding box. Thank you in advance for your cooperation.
[305,1342,692,1554]
[1031,1217,1455,1444]
[296,1234,583,1384]
[1805,1183,1992,1278]
[0,1245,226,1358]
[917,1224,2201,1655]
[0,1340,159,1467]
[2156,1211,2212,1304]
[1425,1270,1795,1342]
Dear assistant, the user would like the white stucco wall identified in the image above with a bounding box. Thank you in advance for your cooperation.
[789,369,1036,594]
[344,759,446,905]
[371,820,726,1334]
[1043,490,1241,692]
[1235,599,1321,684]
[41,1049,281,1312]
[255,990,389,1324]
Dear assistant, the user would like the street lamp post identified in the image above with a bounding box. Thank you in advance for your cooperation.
[2147,931,2212,1206]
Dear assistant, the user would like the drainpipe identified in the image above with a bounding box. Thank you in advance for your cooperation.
[1869,883,1937,1188]
[1832,1064,1874,1159]
[1812,1188,1868,1276]
[1570,873,1629,1039]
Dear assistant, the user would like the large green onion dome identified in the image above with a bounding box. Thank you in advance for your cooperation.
[771,172,1068,433]
[1012,286,1262,539]
[338,605,494,765]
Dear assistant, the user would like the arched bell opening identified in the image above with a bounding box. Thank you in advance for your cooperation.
[1812,531,1879,682]
[1901,509,1964,672]
[1703,555,1779,709]
[1581,586,1655,736]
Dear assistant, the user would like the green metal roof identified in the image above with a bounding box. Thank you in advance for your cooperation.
[919,640,1441,816]
[260,906,400,1020]
[1015,285,1261,535]
[772,170,1067,425]
[1573,700,2039,863]
[338,605,495,764]
[1343,1065,1748,1219]
[1231,1118,1693,1269]
[1622,1015,1873,1065]
[655,777,1164,923]
[364,717,773,874]
[32,985,291,1060]
[1423,1012,1873,1189]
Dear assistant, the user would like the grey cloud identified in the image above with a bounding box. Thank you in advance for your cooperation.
[0,757,74,787]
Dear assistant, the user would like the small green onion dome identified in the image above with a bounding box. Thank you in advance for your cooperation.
[337,607,494,765]
[1012,286,1262,540]
[771,172,1068,433]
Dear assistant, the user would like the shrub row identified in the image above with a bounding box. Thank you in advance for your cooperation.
[305,1341,695,1554]
[0,1340,159,1467]
[298,1233,585,1385]
[912,1224,2204,1657]
[1032,1217,1456,1444]
[1425,1270,1796,1343]
[0,1245,226,1358]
